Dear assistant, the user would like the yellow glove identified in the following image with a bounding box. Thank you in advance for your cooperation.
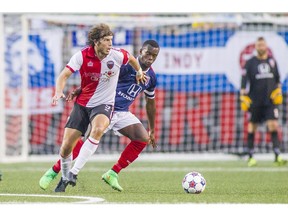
[270,87,283,105]
[240,95,252,111]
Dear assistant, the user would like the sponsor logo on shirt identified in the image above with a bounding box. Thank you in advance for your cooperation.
[84,71,115,82]
[256,63,273,79]
[103,70,116,79]
[118,91,134,101]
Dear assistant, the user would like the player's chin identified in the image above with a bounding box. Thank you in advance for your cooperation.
[145,62,152,67]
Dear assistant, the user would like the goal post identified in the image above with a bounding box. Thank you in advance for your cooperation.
[0,13,6,162]
[1,13,288,162]
[20,14,30,162]
[0,14,30,162]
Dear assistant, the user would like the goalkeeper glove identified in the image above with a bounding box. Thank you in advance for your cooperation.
[240,95,252,111]
[270,87,283,105]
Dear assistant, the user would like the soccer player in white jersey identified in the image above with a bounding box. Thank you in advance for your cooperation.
[39,40,160,192]
[50,23,145,192]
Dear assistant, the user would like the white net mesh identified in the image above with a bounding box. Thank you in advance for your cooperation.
[2,13,288,160]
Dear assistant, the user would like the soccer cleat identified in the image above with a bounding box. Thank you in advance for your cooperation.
[273,156,287,166]
[248,157,257,167]
[54,177,69,192]
[101,169,123,192]
[68,172,78,187]
[39,168,58,190]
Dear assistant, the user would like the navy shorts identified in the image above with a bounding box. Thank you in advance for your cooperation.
[65,103,113,135]
[249,105,279,123]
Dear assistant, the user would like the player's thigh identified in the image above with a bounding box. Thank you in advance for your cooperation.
[115,112,149,141]
[89,104,113,130]
[90,114,110,132]
[266,119,279,131]
[119,123,149,142]
[248,122,258,133]
[265,106,279,131]
[65,103,90,135]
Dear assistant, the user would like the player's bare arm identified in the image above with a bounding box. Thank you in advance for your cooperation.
[66,87,82,102]
[52,67,73,105]
[240,88,247,96]
[145,97,156,148]
[128,54,146,84]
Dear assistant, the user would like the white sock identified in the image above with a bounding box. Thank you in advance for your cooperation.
[70,137,99,175]
[61,154,72,181]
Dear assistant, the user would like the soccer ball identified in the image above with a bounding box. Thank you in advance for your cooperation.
[182,171,206,194]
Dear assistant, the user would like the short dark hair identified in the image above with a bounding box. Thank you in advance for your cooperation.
[257,36,265,42]
[142,39,160,49]
[87,23,114,46]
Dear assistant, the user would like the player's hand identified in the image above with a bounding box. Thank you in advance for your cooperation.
[66,87,82,102]
[148,130,157,149]
[270,87,283,105]
[136,68,147,85]
[240,95,252,111]
[52,92,65,106]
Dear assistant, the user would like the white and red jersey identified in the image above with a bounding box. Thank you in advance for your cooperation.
[66,46,129,107]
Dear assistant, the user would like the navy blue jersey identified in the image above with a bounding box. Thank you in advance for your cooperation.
[115,63,157,111]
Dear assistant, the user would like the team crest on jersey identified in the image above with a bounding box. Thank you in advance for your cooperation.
[87,61,93,67]
[107,60,114,69]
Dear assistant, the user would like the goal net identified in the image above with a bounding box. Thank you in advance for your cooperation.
[1,13,288,161]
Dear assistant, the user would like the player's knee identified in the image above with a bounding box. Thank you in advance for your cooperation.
[90,126,106,137]
[137,136,149,143]
[61,138,76,156]
[267,120,279,131]
[268,125,278,132]
[60,146,73,158]
[248,123,257,133]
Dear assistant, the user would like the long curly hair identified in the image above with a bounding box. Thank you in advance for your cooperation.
[87,23,114,46]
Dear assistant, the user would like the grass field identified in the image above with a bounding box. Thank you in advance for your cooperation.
[1,158,288,205]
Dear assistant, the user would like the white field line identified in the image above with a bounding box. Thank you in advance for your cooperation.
[2,153,288,163]
[2,166,288,172]
[0,193,105,204]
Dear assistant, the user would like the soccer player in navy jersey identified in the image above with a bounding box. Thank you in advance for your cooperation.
[48,23,145,192]
[39,39,160,192]
[240,37,286,167]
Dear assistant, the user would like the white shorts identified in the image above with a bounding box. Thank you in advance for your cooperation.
[104,111,142,136]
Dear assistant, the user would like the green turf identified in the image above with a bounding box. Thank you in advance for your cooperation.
[0,160,287,204]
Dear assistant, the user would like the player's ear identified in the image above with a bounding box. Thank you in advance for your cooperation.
[139,48,143,55]
[93,39,100,46]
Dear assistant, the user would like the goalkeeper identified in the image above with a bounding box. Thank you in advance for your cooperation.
[240,36,286,167]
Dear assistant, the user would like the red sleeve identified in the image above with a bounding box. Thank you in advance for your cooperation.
[120,49,129,65]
